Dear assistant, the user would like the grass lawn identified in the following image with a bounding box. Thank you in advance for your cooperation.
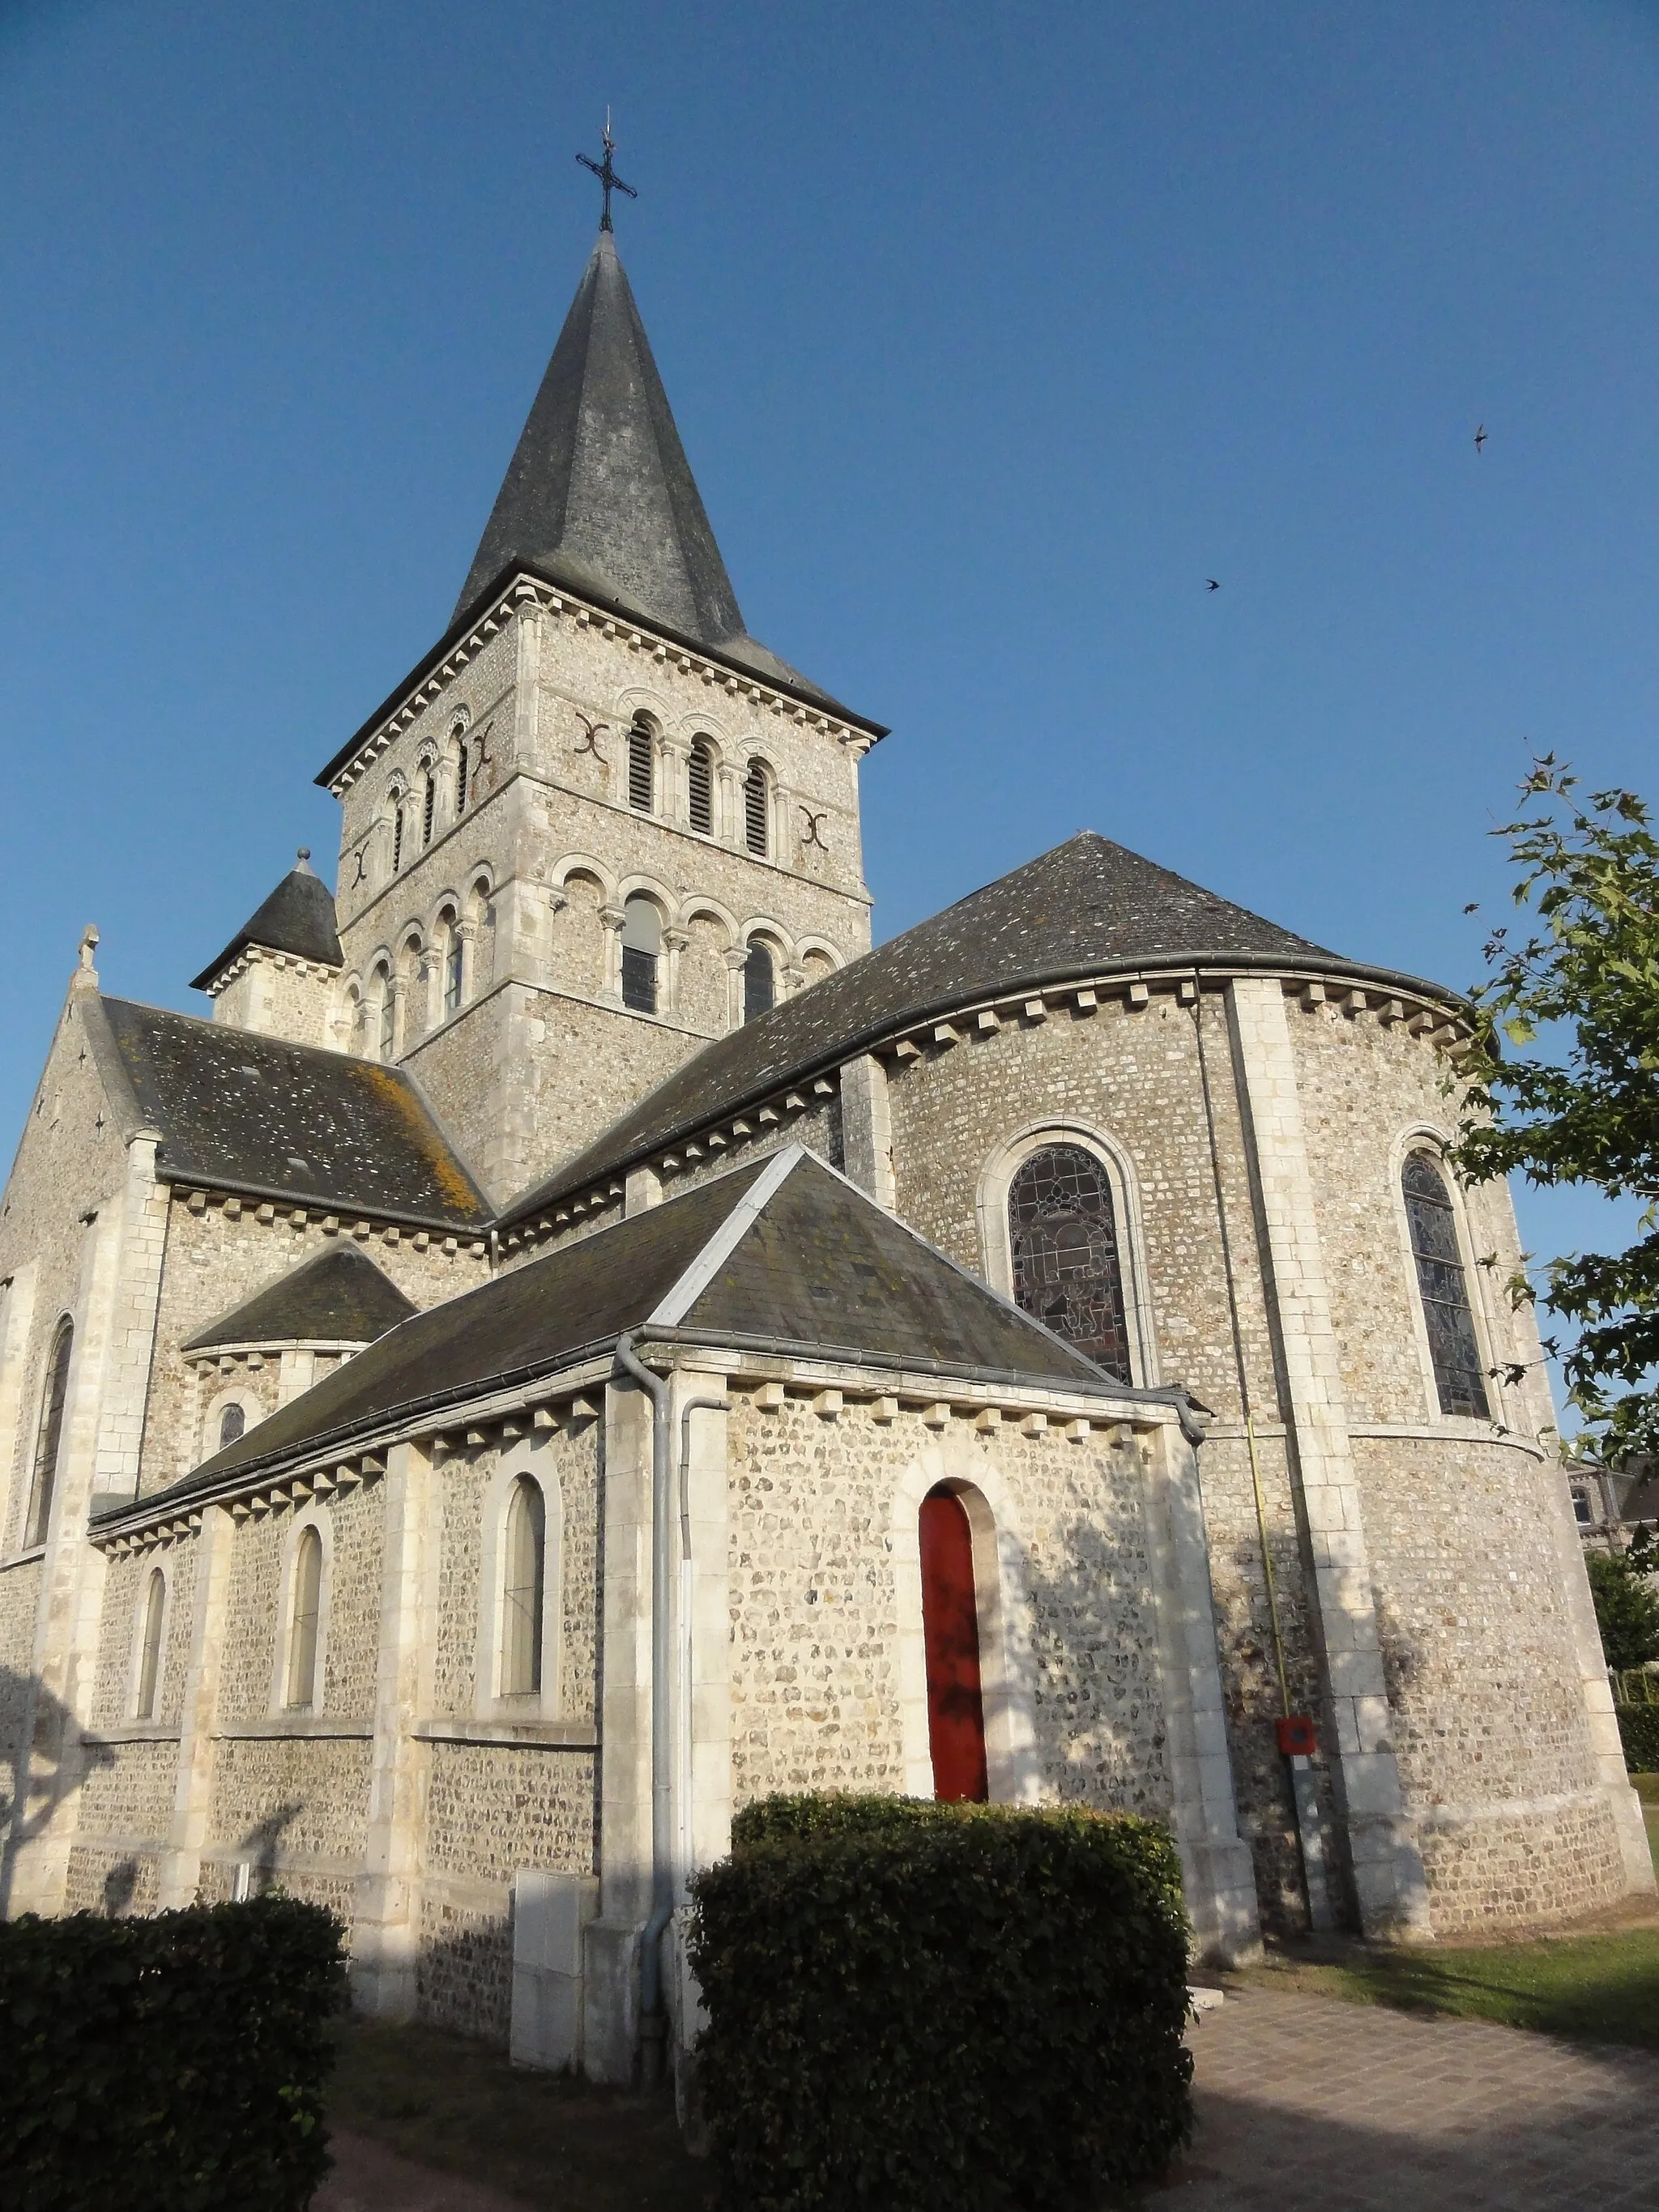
[1238,1772,1659,2050]
[326,2016,712,2210]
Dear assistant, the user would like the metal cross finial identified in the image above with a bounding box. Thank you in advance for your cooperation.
[578,114,636,233]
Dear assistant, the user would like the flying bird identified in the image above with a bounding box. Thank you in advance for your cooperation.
[1473,424,1487,454]
[1205,578,1221,591]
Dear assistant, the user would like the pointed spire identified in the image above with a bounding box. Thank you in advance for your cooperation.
[454,232,747,647]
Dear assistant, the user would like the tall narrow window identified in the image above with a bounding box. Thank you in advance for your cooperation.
[443,922,464,1016]
[421,771,437,848]
[284,1527,323,1711]
[26,1319,73,1547]
[501,1477,546,1697]
[744,760,770,856]
[390,799,404,876]
[919,1486,987,1802]
[219,1403,245,1449]
[621,897,661,1015]
[688,740,714,836]
[1403,1152,1491,1417]
[135,1568,165,1720]
[1008,1144,1132,1382]
[743,938,775,1022]
[628,722,655,813]
[455,739,470,816]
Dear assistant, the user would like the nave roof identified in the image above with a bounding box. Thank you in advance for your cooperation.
[91,996,491,1232]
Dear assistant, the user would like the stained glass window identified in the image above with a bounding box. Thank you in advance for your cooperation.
[1402,1152,1491,1418]
[1007,1144,1132,1382]
[219,1403,245,1449]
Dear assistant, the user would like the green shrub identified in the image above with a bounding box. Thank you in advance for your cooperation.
[1616,1702,1659,1773]
[689,1794,1192,2212]
[0,1893,348,2212]
[1588,1551,1659,1671]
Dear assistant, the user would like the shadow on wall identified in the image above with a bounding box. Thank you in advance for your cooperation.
[0,1664,115,1914]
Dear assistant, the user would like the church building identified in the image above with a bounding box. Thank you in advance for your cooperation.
[0,200,1647,2081]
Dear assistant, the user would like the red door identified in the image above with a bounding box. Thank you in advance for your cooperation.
[919,1486,988,1801]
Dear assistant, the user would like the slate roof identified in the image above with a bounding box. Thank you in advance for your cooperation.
[500,830,1451,1226]
[127,1149,1149,1511]
[190,853,343,993]
[183,1243,418,1353]
[92,997,491,1230]
[449,231,852,714]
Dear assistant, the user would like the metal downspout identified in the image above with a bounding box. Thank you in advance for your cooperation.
[613,1332,674,2085]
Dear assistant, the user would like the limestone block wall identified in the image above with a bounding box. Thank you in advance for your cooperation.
[206,951,341,1049]
[139,1196,487,1493]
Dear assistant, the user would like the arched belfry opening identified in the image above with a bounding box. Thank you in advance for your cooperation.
[919,1485,988,1802]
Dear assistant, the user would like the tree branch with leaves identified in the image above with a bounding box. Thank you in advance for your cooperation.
[1452,757,1659,1462]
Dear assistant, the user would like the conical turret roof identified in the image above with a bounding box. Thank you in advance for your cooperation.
[454,232,847,710]
[190,851,343,993]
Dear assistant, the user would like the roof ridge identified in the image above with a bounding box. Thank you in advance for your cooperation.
[646,1144,804,1325]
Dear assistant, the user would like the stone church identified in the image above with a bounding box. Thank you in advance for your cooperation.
[0,210,1647,2080]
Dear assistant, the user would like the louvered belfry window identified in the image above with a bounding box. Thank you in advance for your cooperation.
[1008,1145,1132,1382]
[689,740,714,835]
[628,722,655,813]
[422,773,437,848]
[1402,1152,1491,1417]
[744,760,769,855]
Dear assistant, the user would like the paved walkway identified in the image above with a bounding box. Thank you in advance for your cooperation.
[314,1990,1659,2209]
[1172,1988,1659,2210]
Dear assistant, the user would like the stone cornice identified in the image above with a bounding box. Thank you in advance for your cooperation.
[198,944,342,999]
[318,573,883,797]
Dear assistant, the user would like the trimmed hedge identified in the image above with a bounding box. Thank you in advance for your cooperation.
[688,1794,1193,2212]
[1616,1702,1659,1773]
[0,1894,348,2212]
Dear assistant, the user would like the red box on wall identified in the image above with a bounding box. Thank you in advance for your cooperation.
[1276,1714,1317,1758]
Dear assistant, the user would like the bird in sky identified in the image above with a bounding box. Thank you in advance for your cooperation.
[1473,424,1488,454]
[1205,578,1221,591]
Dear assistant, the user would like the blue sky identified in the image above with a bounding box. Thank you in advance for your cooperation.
[2,0,1653,1416]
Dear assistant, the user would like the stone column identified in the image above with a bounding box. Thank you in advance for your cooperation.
[386,974,408,1060]
[599,907,626,1006]
[454,918,480,1008]
[1139,1421,1262,1965]
[1226,975,1432,1938]
[159,1503,236,1907]
[659,737,690,828]
[722,946,747,1033]
[354,1438,434,2017]
[839,1055,896,1211]
[662,928,690,1021]
[417,948,443,1037]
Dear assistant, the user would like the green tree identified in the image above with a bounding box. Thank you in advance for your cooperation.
[1585,1547,1659,1671]
[1453,759,1659,1461]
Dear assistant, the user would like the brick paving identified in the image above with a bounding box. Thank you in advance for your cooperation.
[1168,1988,1659,2210]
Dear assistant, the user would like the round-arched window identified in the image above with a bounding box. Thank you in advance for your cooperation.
[219,1403,246,1450]
[743,760,770,855]
[1007,1144,1132,1382]
[743,939,775,1022]
[501,1477,547,1697]
[135,1568,166,1721]
[284,1527,324,1711]
[621,897,662,1015]
[1402,1151,1491,1417]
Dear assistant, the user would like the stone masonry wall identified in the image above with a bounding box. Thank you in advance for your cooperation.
[725,1392,1175,1815]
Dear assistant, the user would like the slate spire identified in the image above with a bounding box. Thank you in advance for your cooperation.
[190,849,343,993]
[454,231,747,646]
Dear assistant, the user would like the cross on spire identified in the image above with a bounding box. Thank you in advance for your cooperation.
[577,115,636,234]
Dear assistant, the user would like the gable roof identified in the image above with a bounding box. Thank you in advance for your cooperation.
[500,829,1450,1226]
[190,853,343,993]
[92,996,490,1230]
[126,1148,1153,1511]
[183,1242,418,1353]
[449,232,850,714]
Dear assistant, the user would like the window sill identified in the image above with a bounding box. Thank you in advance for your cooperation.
[87,1721,182,1745]
[1,1544,47,1570]
[416,1717,598,1749]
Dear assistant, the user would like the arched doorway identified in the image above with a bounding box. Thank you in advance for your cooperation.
[919,1485,988,1801]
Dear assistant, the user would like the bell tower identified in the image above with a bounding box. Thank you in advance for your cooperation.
[315,208,887,1207]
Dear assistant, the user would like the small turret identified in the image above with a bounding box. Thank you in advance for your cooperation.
[191,850,344,1046]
